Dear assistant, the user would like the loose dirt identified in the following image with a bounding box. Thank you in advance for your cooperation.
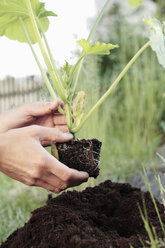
[1,180,165,248]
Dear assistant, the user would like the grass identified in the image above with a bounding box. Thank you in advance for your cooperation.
[132,167,165,248]
[0,173,48,242]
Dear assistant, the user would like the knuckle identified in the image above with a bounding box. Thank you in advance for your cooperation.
[53,188,61,194]
[62,171,73,183]
[54,128,61,138]
[32,169,43,180]
[36,154,47,168]
[28,160,46,181]
[59,182,68,191]
[25,178,36,186]
[29,125,41,136]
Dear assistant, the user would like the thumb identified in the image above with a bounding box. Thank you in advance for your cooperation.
[33,126,73,143]
[26,99,62,117]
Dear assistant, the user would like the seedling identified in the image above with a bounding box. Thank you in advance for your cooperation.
[0,0,164,176]
[0,0,157,133]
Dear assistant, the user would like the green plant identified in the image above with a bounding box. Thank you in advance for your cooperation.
[0,0,163,135]
[135,168,165,248]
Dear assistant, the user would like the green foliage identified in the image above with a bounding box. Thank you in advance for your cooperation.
[145,18,165,69]
[77,26,165,180]
[127,0,144,8]
[0,0,56,44]
[77,39,118,55]
[0,0,150,133]
[0,173,48,242]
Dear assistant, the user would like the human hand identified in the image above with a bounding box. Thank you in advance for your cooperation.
[0,99,68,134]
[0,125,89,193]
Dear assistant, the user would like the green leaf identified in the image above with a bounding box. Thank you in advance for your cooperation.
[0,0,57,44]
[127,0,144,8]
[145,18,165,69]
[39,11,57,18]
[77,39,118,55]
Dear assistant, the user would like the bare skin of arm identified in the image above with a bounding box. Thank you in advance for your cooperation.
[0,100,89,193]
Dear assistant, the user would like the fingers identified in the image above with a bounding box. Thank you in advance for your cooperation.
[40,125,69,146]
[25,99,62,117]
[53,114,69,132]
[46,152,89,185]
[41,126,69,144]
[53,114,67,125]
[55,125,69,133]
[29,125,73,143]
[41,173,68,192]
[35,180,60,194]
[30,150,88,193]
[0,125,88,196]
[39,169,88,193]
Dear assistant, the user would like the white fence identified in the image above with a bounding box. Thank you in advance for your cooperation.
[0,76,46,113]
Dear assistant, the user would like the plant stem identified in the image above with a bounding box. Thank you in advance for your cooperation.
[25,0,67,103]
[37,18,63,89]
[71,0,111,97]
[65,104,72,130]
[68,55,85,85]
[19,17,57,100]
[71,41,151,133]
[87,0,111,42]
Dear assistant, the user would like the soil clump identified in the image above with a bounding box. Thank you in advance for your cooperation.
[52,139,102,178]
[1,180,165,248]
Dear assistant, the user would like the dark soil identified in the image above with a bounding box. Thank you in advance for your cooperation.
[1,180,165,248]
[52,139,102,178]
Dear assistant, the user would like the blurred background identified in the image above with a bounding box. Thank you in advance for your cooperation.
[0,0,165,242]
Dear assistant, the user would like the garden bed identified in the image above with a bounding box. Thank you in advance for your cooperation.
[1,180,165,248]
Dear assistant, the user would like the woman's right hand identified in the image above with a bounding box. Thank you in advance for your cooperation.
[0,125,89,193]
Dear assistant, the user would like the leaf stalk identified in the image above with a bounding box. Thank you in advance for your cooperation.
[71,0,111,98]
[25,0,67,103]
[19,17,57,100]
[71,41,151,133]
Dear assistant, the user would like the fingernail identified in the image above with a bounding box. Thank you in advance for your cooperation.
[63,133,73,139]
[82,172,89,178]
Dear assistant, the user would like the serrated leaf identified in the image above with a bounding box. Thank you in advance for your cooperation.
[0,0,57,44]
[39,11,57,18]
[77,39,118,55]
[145,18,165,69]
[127,0,144,8]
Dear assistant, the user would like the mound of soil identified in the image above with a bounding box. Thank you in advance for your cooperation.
[1,180,165,248]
